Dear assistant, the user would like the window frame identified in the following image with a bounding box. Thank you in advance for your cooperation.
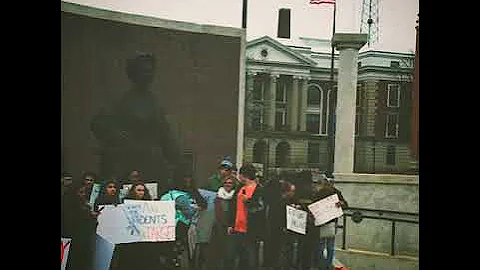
[251,104,264,131]
[307,141,321,164]
[307,84,322,106]
[386,145,396,165]
[306,113,321,134]
[276,78,288,103]
[253,76,266,101]
[387,83,400,108]
[385,113,399,138]
[275,109,287,131]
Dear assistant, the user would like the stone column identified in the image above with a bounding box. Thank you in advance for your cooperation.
[332,33,368,174]
[299,77,309,131]
[289,76,300,131]
[245,71,256,130]
[268,73,279,130]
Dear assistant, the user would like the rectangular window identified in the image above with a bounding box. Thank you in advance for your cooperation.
[275,110,287,131]
[307,141,320,164]
[356,83,362,107]
[387,84,400,108]
[306,114,320,134]
[252,105,264,131]
[355,112,360,136]
[390,61,400,68]
[276,78,288,103]
[253,77,265,101]
[323,86,337,136]
[385,113,399,138]
[386,145,396,165]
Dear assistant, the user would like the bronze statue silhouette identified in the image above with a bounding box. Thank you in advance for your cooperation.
[91,52,182,184]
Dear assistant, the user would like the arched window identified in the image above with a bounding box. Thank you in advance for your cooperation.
[307,84,322,106]
[253,140,267,164]
[275,141,290,167]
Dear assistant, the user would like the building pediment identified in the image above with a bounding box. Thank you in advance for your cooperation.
[246,36,317,67]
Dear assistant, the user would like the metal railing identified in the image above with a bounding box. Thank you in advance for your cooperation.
[339,207,419,256]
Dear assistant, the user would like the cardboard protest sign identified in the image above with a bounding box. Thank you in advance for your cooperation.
[307,194,343,226]
[286,205,307,235]
[61,238,71,270]
[96,200,176,244]
[119,188,129,202]
[88,183,102,210]
[95,234,115,270]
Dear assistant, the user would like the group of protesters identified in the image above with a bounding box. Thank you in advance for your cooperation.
[61,157,348,270]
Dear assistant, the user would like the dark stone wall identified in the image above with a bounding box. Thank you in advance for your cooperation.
[61,11,241,185]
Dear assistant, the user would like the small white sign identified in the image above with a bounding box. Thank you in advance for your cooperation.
[286,205,307,235]
[307,194,344,226]
[61,238,71,270]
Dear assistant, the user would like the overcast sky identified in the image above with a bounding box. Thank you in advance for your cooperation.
[63,0,418,53]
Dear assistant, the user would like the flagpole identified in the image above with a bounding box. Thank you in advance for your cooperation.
[327,1,336,177]
[242,0,248,29]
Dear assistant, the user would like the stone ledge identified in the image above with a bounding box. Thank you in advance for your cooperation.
[336,248,419,261]
[333,173,419,186]
[332,33,368,50]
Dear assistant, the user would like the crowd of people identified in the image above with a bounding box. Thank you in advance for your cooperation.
[61,157,348,270]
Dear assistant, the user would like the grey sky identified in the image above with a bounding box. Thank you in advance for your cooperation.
[64,0,418,53]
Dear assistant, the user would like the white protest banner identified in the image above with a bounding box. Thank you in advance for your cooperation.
[123,182,158,200]
[307,194,344,226]
[61,238,71,270]
[96,200,176,244]
[286,205,307,235]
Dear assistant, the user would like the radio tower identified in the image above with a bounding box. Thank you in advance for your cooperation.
[360,0,379,47]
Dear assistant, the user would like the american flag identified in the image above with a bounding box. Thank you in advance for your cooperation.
[310,0,335,4]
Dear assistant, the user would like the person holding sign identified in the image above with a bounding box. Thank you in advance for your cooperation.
[62,184,100,270]
[94,180,122,210]
[93,180,123,269]
[293,170,321,270]
[311,176,348,270]
[160,171,206,268]
[116,182,160,270]
[205,176,236,270]
[225,163,265,270]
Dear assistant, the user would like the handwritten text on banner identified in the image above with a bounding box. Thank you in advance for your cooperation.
[96,200,176,244]
[307,194,343,226]
[286,205,307,235]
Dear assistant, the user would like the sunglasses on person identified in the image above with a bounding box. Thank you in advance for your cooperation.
[85,178,94,182]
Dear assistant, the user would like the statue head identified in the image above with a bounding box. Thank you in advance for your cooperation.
[126,52,156,89]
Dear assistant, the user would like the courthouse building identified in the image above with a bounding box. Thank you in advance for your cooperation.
[242,36,416,175]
